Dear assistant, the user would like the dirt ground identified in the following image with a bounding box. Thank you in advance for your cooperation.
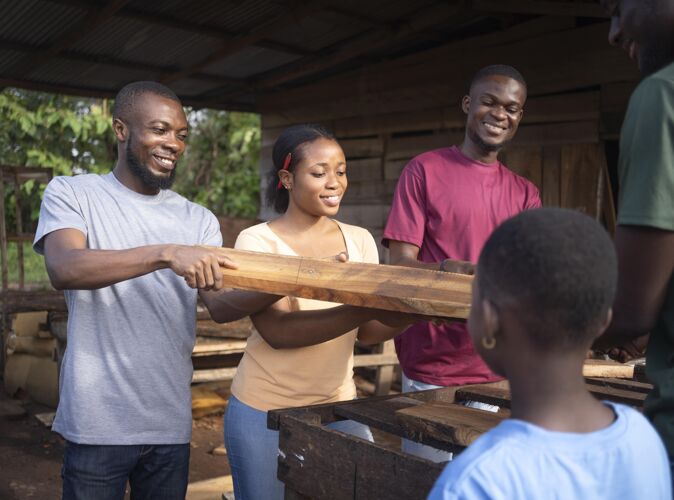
[0,373,396,499]
[0,389,231,500]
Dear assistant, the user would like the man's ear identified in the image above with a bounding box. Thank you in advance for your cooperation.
[113,118,128,142]
[482,299,500,340]
[461,95,471,115]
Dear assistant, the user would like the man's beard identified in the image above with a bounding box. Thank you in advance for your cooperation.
[126,137,177,191]
[467,126,508,154]
[639,40,674,76]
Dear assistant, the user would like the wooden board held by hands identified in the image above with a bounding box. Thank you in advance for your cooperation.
[215,248,472,319]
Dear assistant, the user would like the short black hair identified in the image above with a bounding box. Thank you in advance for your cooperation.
[266,124,337,213]
[470,65,527,92]
[112,81,181,121]
[477,208,617,350]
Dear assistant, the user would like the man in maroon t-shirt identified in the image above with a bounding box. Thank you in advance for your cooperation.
[383,65,541,461]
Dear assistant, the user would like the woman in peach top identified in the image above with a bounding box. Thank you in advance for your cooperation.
[224,124,411,500]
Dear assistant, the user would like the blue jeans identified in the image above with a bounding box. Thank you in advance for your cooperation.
[224,395,373,500]
[61,441,190,500]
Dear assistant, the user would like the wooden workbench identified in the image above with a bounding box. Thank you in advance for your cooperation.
[269,374,651,500]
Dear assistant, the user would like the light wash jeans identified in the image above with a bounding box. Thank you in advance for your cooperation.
[401,374,499,463]
[224,395,373,500]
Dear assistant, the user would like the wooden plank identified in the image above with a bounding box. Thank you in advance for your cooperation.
[456,386,513,409]
[192,339,247,356]
[214,248,472,319]
[1,290,67,313]
[277,412,445,500]
[561,143,602,216]
[542,145,562,207]
[502,146,543,190]
[334,396,424,436]
[585,384,647,407]
[396,402,505,447]
[339,137,385,158]
[352,352,399,368]
[373,339,397,396]
[191,367,237,383]
[386,132,462,161]
[268,386,460,431]
[472,0,608,18]
[343,180,396,204]
[456,380,647,408]
[344,158,383,183]
[384,159,408,180]
[585,377,652,394]
[513,121,599,146]
[583,359,633,379]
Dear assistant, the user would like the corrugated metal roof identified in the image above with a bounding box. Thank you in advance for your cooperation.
[0,0,608,111]
[0,0,85,46]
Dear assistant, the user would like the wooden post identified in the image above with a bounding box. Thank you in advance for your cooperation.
[0,169,7,291]
[374,340,397,396]
[13,171,24,289]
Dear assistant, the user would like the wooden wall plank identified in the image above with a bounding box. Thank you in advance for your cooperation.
[258,23,637,114]
[502,146,543,190]
[542,145,562,207]
[561,144,602,217]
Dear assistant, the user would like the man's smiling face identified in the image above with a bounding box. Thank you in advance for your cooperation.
[462,74,526,155]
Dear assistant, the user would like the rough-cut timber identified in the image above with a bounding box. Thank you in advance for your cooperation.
[215,248,472,319]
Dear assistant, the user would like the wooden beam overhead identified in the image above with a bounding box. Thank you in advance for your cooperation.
[208,3,477,103]
[471,0,609,18]
[42,0,315,57]
[159,2,323,84]
[0,38,245,88]
[0,77,255,112]
[11,0,132,77]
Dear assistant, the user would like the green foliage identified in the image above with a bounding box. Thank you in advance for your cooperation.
[0,88,116,233]
[179,109,261,218]
[6,242,50,288]
[0,88,261,285]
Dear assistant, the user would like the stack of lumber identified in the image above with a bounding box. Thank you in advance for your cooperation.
[3,311,59,407]
[270,366,650,500]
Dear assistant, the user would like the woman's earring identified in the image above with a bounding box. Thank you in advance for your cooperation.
[481,336,496,350]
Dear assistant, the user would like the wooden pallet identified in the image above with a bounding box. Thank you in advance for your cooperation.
[269,375,651,500]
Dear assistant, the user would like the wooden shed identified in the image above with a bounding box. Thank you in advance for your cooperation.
[0,0,638,256]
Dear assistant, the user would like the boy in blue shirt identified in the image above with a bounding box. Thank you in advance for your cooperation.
[428,208,670,499]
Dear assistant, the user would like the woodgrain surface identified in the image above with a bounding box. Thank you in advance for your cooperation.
[216,248,472,319]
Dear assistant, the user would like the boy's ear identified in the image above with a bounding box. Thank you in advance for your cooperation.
[595,307,613,340]
[482,299,500,339]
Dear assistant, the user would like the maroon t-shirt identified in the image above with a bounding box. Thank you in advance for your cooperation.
[383,146,541,386]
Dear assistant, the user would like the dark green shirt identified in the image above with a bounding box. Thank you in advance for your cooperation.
[618,61,674,457]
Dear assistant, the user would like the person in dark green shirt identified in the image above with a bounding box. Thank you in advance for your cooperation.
[597,0,674,479]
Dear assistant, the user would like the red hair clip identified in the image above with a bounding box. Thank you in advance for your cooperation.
[276,153,292,190]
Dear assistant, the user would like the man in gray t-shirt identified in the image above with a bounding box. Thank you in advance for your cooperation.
[34,81,275,500]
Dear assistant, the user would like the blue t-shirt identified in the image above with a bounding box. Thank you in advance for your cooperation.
[428,402,671,500]
[34,173,222,444]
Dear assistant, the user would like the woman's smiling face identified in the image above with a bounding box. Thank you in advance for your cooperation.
[284,138,347,217]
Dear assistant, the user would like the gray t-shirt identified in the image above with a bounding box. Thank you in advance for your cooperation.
[33,172,222,444]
